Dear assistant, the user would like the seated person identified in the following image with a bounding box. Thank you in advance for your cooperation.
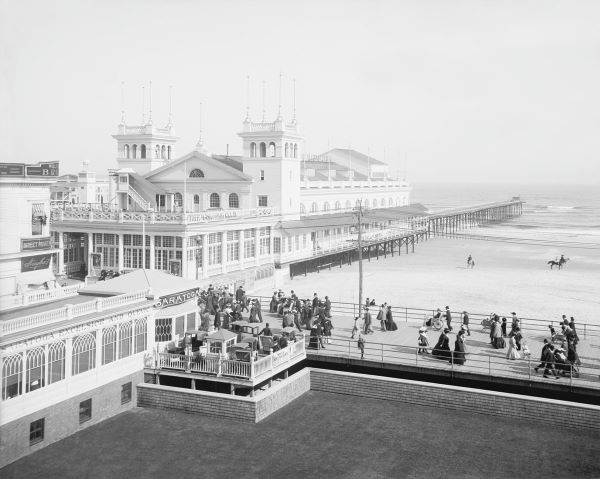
[279,334,289,349]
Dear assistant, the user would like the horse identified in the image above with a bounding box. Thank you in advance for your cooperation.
[548,257,569,270]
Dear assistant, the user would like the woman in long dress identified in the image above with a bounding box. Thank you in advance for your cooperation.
[506,334,521,360]
[432,329,451,359]
[386,306,398,331]
[491,319,504,349]
[452,331,466,365]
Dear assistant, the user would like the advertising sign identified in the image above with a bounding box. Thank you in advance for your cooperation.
[169,259,182,277]
[21,237,51,251]
[154,287,200,309]
[0,163,25,177]
[21,254,52,272]
[25,162,59,177]
[89,252,102,277]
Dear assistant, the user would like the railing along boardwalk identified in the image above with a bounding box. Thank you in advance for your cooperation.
[156,339,305,381]
[0,289,151,337]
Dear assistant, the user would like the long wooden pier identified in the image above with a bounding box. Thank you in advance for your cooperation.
[288,198,523,279]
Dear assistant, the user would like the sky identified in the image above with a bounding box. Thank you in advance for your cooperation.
[1,0,599,185]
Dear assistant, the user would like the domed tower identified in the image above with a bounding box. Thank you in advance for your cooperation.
[239,78,302,218]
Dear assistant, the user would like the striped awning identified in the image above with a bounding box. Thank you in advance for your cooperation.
[32,203,46,216]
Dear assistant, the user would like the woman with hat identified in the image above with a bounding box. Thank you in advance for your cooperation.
[452,330,466,365]
[418,326,429,354]
[432,328,451,360]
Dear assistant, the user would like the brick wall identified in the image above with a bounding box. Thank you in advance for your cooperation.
[310,369,600,431]
[137,368,311,423]
[0,370,144,469]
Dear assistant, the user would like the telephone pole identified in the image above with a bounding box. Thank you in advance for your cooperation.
[355,200,364,320]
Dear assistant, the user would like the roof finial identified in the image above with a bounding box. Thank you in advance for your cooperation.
[195,102,207,153]
[261,80,266,123]
[141,85,145,124]
[120,81,125,125]
[292,78,297,124]
[244,75,251,122]
[167,85,173,127]
[277,72,283,121]
[148,81,153,125]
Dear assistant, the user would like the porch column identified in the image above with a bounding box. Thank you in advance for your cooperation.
[182,234,188,278]
[149,234,155,270]
[57,232,65,274]
[239,229,245,269]
[202,234,209,279]
[221,231,228,274]
[117,233,124,272]
[87,233,93,264]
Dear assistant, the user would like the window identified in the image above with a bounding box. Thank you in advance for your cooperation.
[134,317,147,354]
[154,235,182,271]
[373,199,378,208]
[174,193,183,208]
[30,418,45,445]
[79,399,92,424]
[293,143,298,158]
[155,145,160,158]
[273,237,281,254]
[228,193,239,209]
[72,333,96,376]
[161,145,166,159]
[123,234,149,270]
[167,146,172,160]
[259,227,270,255]
[132,145,137,159]
[303,234,307,248]
[102,326,117,365]
[389,198,394,206]
[299,203,305,214]
[121,382,132,404]
[269,142,276,157]
[187,312,196,331]
[258,196,268,207]
[209,193,220,208]
[259,142,266,157]
[155,318,172,342]
[311,202,318,213]
[250,142,257,158]
[260,170,265,181]
[140,145,146,159]
[119,322,132,359]
[26,347,45,393]
[31,203,46,236]
[187,235,203,269]
[2,354,22,400]
[94,233,119,268]
[208,233,222,265]
[323,202,330,212]
[124,144,130,158]
[48,342,65,385]
[295,235,300,250]
[193,194,200,205]
[285,143,289,157]
[244,229,255,258]
[226,231,240,262]
[190,169,204,178]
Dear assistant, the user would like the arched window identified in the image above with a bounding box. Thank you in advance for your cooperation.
[189,169,204,178]
[396,198,400,206]
[167,146,171,160]
[345,200,352,209]
[323,202,330,212]
[48,341,65,385]
[132,145,137,159]
[299,203,306,214]
[250,142,257,158]
[381,198,386,208]
[364,199,370,208]
[161,145,166,159]
[155,145,160,158]
[373,199,378,208]
[26,347,45,393]
[102,326,117,365]
[269,142,276,157]
[119,322,132,359]
[134,317,147,354]
[174,193,183,208]
[193,194,200,205]
[141,145,147,159]
[355,199,361,207]
[72,333,96,376]
[285,143,289,157]
[335,201,341,210]
[124,144,130,158]
[389,198,393,206]
[228,193,239,209]
[210,193,220,208]
[2,354,22,399]
[293,143,298,158]
[311,202,318,213]
[259,142,267,158]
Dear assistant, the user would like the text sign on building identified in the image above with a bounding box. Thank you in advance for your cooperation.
[154,288,200,309]
[25,162,59,177]
[0,163,25,177]
[21,237,52,251]
[21,254,52,272]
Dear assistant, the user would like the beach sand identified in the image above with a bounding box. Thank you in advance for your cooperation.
[251,228,600,324]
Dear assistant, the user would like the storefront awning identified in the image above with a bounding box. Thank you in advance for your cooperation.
[18,268,55,285]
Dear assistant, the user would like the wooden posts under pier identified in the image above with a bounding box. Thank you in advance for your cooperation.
[288,198,523,279]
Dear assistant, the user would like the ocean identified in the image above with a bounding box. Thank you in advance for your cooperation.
[411,184,600,254]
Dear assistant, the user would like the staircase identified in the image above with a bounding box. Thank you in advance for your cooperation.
[127,185,151,210]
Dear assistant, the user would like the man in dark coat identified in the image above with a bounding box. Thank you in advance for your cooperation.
[540,344,559,379]
[445,306,453,331]
[235,285,244,302]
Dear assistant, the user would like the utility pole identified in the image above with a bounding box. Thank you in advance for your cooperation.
[355,200,364,321]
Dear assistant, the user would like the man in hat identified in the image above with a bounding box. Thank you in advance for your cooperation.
[445,306,453,331]
[258,323,272,337]
[363,307,373,334]
[462,311,470,336]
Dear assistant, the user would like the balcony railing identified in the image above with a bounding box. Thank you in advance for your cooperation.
[50,206,278,225]
[0,283,83,312]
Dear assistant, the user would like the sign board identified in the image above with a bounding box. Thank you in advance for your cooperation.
[89,252,102,277]
[21,254,52,272]
[0,161,59,177]
[0,163,25,177]
[21,237,51,251]
[154,287,200,309]
[169,259,181,277]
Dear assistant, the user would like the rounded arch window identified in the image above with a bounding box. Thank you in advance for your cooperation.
[193,194,200,205]
[2,354,23,399]
[355,199,361,207]
[323,202,330,212]
[269,142,276,157]
[299,203,306,214]
[167,146,172,160]
[161,145,166,159]
[335,201,341,210]
[389,198,393,206]
[210,193,220,208]
[285,143,289,157]
[132,145,137,159]
[364,199,370,208]
[250,142,257,158]
[155,145,160,158]
[373,199,378,208]
[293,143,298,158]
[189,169,204,178]
[124,144,130,158]
[140,145,147,159]
[311,202,318,213]
[259,142,267,158]
[228,193,239,209]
